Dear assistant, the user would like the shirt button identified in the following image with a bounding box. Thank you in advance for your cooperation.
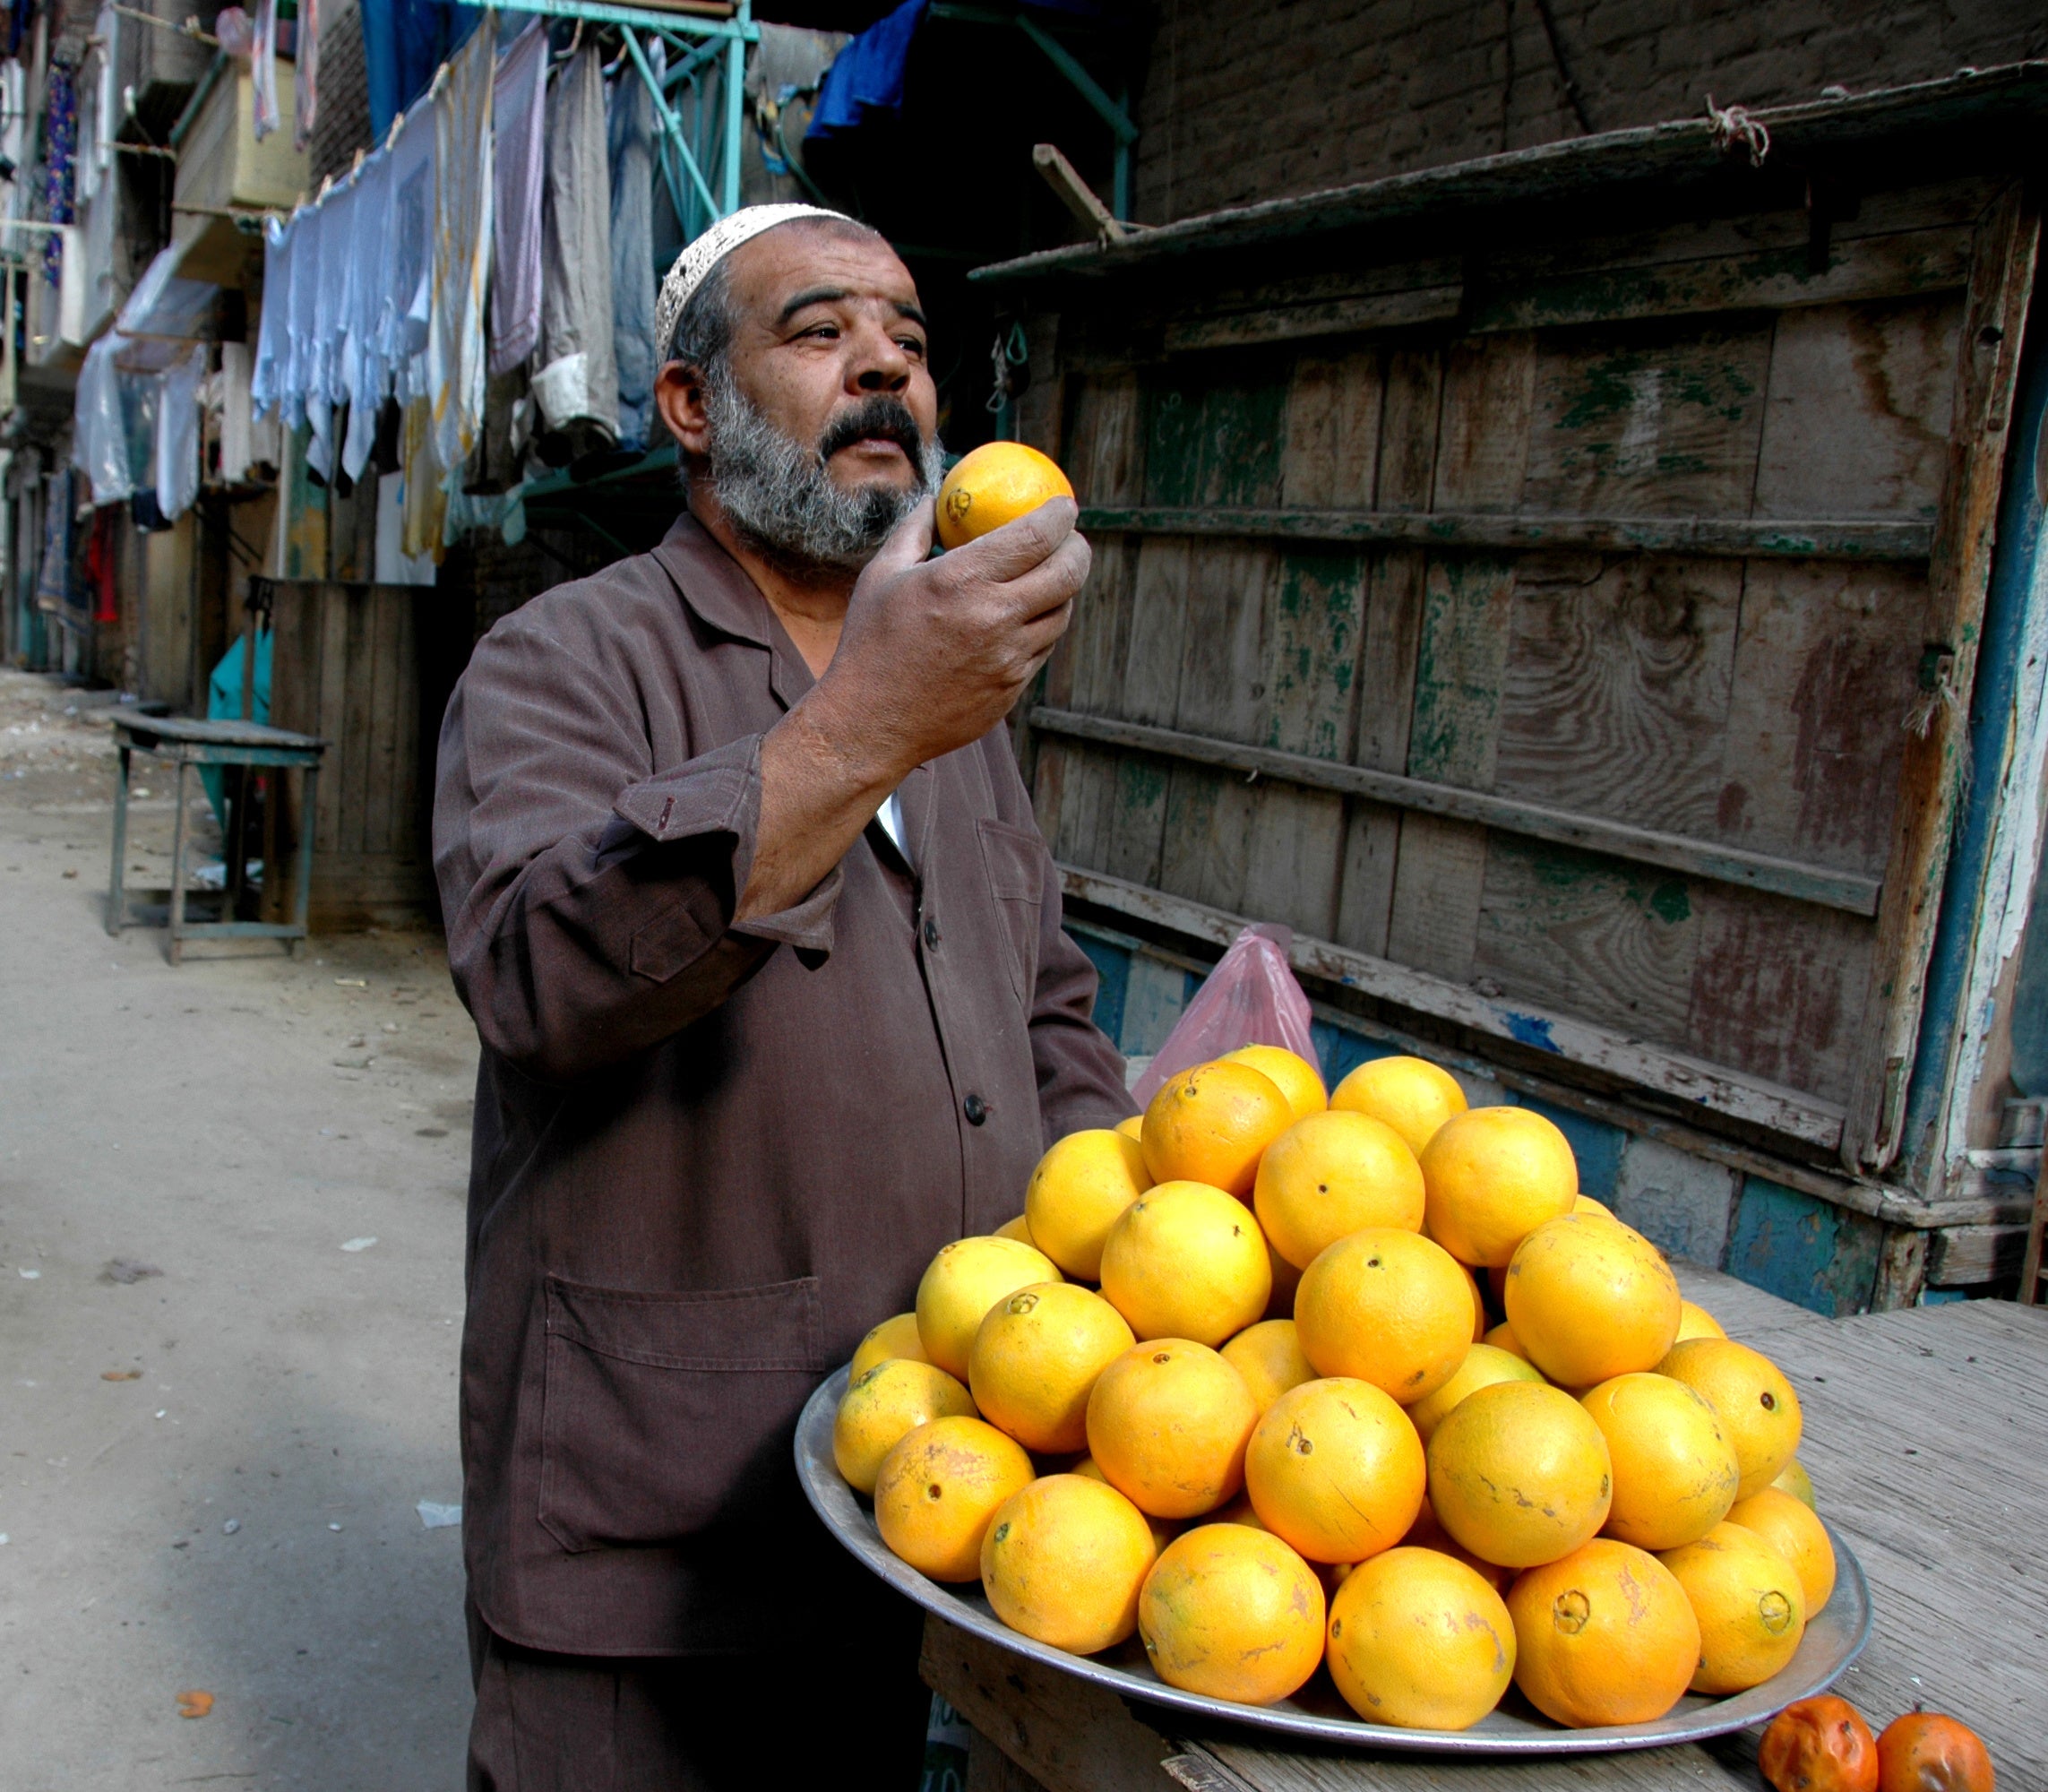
[923,916,940,950]
[962,1093,987,1126]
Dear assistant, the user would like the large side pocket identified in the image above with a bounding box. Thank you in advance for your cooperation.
[977,818,1045,1013]
[538,1275,824,1553]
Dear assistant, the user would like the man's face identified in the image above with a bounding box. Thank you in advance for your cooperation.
[719,224,940,498]
[658,223,947,572]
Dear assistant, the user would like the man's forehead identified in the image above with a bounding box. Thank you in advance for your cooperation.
[724,224,921,323]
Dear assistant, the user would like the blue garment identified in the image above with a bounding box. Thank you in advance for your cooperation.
[607,57,658,453]
[360,0,481,141]
[807,0,926,140]
[202,629,272,826]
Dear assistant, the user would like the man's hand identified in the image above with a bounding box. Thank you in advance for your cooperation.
[814,495,1089,784]
[736,495,1088,922]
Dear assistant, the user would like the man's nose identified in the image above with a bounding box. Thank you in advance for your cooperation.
[849,318,911,392]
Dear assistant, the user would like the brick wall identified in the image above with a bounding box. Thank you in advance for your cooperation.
[1133,0,2047,223]
[308,0,373,189]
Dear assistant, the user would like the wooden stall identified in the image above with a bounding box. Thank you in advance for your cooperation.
[981,67,2048,1310]
[252,577,471,930]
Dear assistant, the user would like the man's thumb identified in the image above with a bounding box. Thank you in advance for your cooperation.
[865,496,935,583]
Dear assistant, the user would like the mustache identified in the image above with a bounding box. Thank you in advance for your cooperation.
[816,396,928,470]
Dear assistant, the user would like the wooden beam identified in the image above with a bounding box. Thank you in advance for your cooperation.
[1033,142,1131,246]
[1058,862,1848,1149]
[1076,504,1932,561]
[1840,183,2042,1173]
[1032,707,1883,915]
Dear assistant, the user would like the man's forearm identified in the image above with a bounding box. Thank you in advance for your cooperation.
[738,687,902,922]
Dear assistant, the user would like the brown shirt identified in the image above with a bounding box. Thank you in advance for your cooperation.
[434,513,1132,1657]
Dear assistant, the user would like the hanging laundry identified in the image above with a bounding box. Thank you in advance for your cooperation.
[253,0,280,141]
[42,60,76,284]
[608,43,660,453]
[533,41,618,462]
[286,198,320,429]
[399,393,445,560]
[341,151,391,482]
[808,0,926,143]
[295,0,321,151]
[219,341,256,484]
[72,337,133,504]
[360,0,482,147]
[305,180,348,478]
[156,344,206,522]
[428,19,494,480]
[488,21,546,376]
[383,90,435,402]
[251,213,292,419]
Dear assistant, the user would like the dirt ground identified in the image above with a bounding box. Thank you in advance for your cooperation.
[0,668,479,1788]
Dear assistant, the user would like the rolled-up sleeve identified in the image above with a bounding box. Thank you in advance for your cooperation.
[434,612,839,1084]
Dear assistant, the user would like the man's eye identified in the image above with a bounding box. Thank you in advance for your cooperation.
[898,338,925,357]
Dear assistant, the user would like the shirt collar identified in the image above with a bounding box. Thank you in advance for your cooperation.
[650,510,817,711]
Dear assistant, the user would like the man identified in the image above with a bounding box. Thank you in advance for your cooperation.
[435,202,1133,1788]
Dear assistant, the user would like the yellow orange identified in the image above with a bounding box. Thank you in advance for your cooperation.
[1508,1539,1700,1727]
[916,1236,1062,1379]
[1405,1343,1545,1445]
[1218,1318,1315,1414]
[968,1282,1134,1454]
[1071,1452,1177,1552]
[1222,1044,1327,1123]
[1294,1228,1473,1404]
[934,441,1074,550]
[980,1473,1158,1654]
[1727,1486,1836,1614]
[1504,1213,1682,1387]
[849,1311,929,1381]
[1244,1377,1425,1564]
[834,1357,978,1495]
[1023,1128,1149,1281]
[1114,1115,1144,1141]
[1139,1524,1326,1704]
[994,1212,1036,1245]
[1656,1338,1803,1498]
[1675,1299,1725,1342]
[1140,1059,1294,1198]
[1399,1494,1513,1590]
[1266,1238,1302,1319]
[1427,1382,1612,1568]
[1772,1455,1817,1509]
[1419,1106,1579,1267]
[1252,1110,1425,1270]
[873,1416,1035,1581]
[1484,1318,1534,1365]
[1330,1055,1468,1157]
[1579,1371,1739,1550]
[1658,1520,1805,1694]
[1574,1194,1614,1219]
[1459,1262,1486,1342]
[1325,1547,1516,1730]
[1085,1340,1260,1519]
[1098,1180,1270,1346]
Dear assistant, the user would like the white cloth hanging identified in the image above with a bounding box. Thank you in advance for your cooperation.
[429,23,494,478]
[251,213,291,419]
[155,344,206,521]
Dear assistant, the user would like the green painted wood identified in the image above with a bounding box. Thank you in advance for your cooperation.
[1140,366,1286,508]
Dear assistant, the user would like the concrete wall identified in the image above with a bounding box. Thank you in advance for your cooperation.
[1132,0,2047,224]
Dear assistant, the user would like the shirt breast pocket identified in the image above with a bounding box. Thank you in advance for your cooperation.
[976,818,1045,1014]
[538,1274,825,1554]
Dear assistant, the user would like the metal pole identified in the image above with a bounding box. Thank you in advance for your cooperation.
[723,0,751,216]
[1114,83,1132,220]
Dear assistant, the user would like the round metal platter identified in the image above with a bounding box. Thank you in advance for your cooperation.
[796,1367,1873,1755]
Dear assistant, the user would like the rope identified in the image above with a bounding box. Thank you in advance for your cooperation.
[1704,95,1770,167]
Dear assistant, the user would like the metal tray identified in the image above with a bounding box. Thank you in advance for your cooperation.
[796,1366,1872,1755]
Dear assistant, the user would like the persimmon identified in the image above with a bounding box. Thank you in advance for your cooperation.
[1760,1695,1878,1792]
[1875,1711,1995,1792]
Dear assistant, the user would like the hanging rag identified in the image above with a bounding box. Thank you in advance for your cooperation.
[607,45,659,453]
[253,0,280,141]
[155,344,206,521]
[807,0,926,142]
[429,20,494,480]
[72,337,133,504]
[341,151,390,482]
[285,199,321,429]
[382,93,435,401]
[219,341,256,483]
[294,0,320,151]
[533,42,618,461]
[400,394,446,560]
[42,60,76,283]
[488,21,546,376]
[359,0,478,142]
[251,213,292,418]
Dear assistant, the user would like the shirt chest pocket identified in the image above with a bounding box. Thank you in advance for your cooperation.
[538,1275,825,1553]
[976,818,1044,1014]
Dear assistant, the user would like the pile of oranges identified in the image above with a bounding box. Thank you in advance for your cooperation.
[832,1046,1838,1733]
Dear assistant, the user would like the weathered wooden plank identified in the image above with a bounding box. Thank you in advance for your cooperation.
[1468,223,1974,333]
[1076,505,1932,559]
[1165,283,1462,352]
[1752,297,1962,520]
[362,590,404,857]
[1142,364,1287,509]
[1032,709,1881,913]
[337,586,375,858]
[1100,539,1192,888]
[1430,332,1536,515]
[1472,839,1700,1048]
[314,584,350,856]
[1280,352,1381,510]
[1686,886,1876,1108]
[1494,555,1742,836]
[1063,369,1145,506]
[1060,862,1847,1148]
[1714,560,1928,880]
[1520,319,1773,518]
[1843,183,2040,1171]
[1926,1221,2029,1284]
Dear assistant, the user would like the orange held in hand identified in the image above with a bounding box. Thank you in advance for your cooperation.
[934,442,1075,550]
[1760,1695,1880,1792]
[1875,1711,1996,1792]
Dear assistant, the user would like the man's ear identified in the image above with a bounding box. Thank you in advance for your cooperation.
[655,362,712,458]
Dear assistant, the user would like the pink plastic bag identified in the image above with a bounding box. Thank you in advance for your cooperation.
[1131,926,1317,1108]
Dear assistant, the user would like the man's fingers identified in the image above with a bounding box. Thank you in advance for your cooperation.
[944,495,1077,582]
[862,497,936,587]
[993,531,1092,625]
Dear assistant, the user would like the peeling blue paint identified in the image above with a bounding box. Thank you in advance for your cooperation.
[1725,1177,1882,1317]
[1503,1012,1561,1052]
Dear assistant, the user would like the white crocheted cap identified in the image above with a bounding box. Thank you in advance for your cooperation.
[654,203,856,368]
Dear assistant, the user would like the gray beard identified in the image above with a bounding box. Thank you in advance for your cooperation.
[699,381,946,572]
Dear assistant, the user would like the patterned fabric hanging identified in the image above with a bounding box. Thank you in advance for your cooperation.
[42,60,75,284]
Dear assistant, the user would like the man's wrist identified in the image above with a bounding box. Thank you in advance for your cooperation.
[777,680,909,809]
